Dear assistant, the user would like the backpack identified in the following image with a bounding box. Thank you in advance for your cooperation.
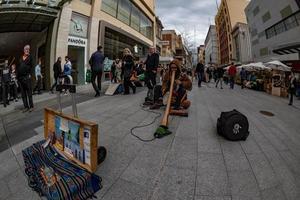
[217,109,249,141]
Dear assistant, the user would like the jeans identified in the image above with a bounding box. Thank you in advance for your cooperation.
[2,82,9,106]
[197,72,203,87]
[91,71,102,94]
[50,77,59,92]
[229,76,235,89]
[145,71,156,90]
[19,76,33,109]
[34,75,42,94]
[123,77,136,94]
[215,78,223,88]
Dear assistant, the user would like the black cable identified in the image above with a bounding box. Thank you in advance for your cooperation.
[130,104,162,142]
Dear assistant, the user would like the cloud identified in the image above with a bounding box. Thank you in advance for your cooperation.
[156,0,221,47]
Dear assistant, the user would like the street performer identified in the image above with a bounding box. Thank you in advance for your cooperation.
[161,59,192,112]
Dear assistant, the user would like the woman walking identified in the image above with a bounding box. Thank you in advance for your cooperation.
[122,48,136,95]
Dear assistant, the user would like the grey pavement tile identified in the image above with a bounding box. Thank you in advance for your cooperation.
[101,178,149,200]
[279,150,300,175]
[0,179,11,200]
[228,170,260,198]
[196,153,229,196]
[96,152,132,182]
[240,138,262,154]
[150,166,195,200]
[4,169,30,196]
[94,176,115,200]
[231,195,261,200]
[220,141,251,172]
[261,185,287,200]
[195,196,232,200]
[247,154,279,190]
[198,133,222,154]
[0,157,20,179]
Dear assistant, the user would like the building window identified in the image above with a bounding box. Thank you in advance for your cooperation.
[280,5,293,19]
[285,16,298,30]
[117,0,131,25]
[130,4,140,31]
[262,11,271,23]
[140,14,153,40]
[101,0,118,17]
[274,21,286,35]
[266,27,276,39]
[260,47,269,56]
[253,6,260,16]
[251,28,258,37]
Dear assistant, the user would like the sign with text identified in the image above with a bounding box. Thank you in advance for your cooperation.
[68,36,87,47]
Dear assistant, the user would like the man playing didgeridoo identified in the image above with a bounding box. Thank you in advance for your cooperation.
[161,59,192,113]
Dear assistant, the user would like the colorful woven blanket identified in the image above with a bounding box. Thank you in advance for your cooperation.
[22,141,102,200]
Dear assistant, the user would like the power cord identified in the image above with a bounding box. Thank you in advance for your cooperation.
[130,104,163,142]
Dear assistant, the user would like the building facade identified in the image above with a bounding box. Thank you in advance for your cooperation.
[215,0,249,64]
[204,25,219,65]
[231,22,252,64]
[161,30,177,57]
[155,17,163,54]
[245,0,300,62]
[0,0,156,88]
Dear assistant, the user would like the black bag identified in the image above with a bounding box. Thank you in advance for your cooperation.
[217,109,249,141]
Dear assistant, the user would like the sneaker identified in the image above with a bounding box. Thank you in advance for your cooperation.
[29,108,34,112]
[22,108,29,113]
[94,93,100,97]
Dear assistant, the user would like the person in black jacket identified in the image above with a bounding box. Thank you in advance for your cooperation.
[17,45,34,112]
[144,47,159,101]
[89,46,105,97]
[50,57,62,93]
[122,48,136,95]
[215,66,224,89]
[1,60,10,107]
[288,72,297,105]
[195,62,204,87]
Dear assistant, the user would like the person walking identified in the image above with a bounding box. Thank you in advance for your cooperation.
[33,58,42,95]
[288,72,297,106]
[122,48,136,95]
[17,45,34,112]
[240,67,247,89]
[115,59,122,83]
[196,62,204,87]
[89,46,105,97]
[144,47,159,102]
[50,57,62,93]
[215,66,224,89]
[10,64,18,102]
[63,56,72,84]
[110,61,116,83]
[1,60,10,107]
[228,63,237,89]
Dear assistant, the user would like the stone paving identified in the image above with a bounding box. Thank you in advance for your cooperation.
[0,82,300,200]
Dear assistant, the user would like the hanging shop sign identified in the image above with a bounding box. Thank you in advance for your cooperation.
[69,12,89,38]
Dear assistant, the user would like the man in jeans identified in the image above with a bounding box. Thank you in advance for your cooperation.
[228,62,237,89]
[89,46,105,97]
[17,45,34,112]
[144,47,159,102]
[195,62,204,87]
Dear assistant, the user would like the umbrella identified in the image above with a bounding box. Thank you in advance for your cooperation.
[265,60,291,72]
[238,62,270,71]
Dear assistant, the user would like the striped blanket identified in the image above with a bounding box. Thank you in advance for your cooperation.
[22,141,102,200]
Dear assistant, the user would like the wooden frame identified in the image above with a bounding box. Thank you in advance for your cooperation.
[44,107,98,172]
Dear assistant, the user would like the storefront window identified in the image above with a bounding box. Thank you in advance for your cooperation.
[117,0,131,25]
[130,4,140,31]
[101,0,118,17]
[140,14,153,40]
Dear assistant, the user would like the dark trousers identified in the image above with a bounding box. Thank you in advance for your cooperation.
[2,82,9,106]
[50,77,59,92]
[289,89,295,105]
[124,77,136,94]
[174,85,186,109]
[111,71,116,83]
[91,71,102,94]
[215,77,223,88]
[10,82,18,100]
[241,79,245,89]
[197,72,203,87]
[19,77,33,109]
[145,71,156,90]
[229,76,235,89]
[34,76,42,94]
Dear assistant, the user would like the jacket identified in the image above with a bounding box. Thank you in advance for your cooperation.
[145,53,159,72]
[53,61,62,78]
[18,55,34,78]
[122,55,134,79]
[228,65,237,77]
[196,63,204,73]
[89,51,105,72]
[64,61,72,76]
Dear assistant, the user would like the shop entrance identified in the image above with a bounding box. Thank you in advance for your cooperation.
[68,46,85,85]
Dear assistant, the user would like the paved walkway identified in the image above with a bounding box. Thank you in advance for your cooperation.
[0,82,300,200]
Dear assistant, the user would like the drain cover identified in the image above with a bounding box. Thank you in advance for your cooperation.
[259,111,275,117]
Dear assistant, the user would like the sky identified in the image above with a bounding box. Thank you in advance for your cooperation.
[156,0,221,48]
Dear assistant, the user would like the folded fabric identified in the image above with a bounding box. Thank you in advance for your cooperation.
[23,140,102,200]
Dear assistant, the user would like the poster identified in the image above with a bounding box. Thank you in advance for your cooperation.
[54,116,64,151]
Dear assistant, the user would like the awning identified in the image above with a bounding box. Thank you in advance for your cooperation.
[0,4,60,33]
[273,43,300,55]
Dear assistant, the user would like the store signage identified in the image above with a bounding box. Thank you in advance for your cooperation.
[159,41,170,46]
[68,36,87,47]
[69,12,89,38]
